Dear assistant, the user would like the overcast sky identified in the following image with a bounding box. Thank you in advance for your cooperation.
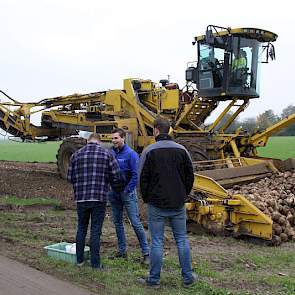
[1,0,294,126]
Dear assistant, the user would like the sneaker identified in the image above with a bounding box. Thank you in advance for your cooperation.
[76,262,84,267]
[137,277,160,289]
[108,252,128,260]
[183,273,198,288]
[142,254,150,265]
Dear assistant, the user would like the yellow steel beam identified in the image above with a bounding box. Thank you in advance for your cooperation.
[207,99,237,132]
[219,99,249,133]
[250,112,295,147]
[230,139,241,158]
[174,96,201,129]
[122,80,148,139]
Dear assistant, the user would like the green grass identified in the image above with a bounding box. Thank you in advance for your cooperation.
[2,200,295,295]
[228,250,295,294]
[38,254,235,295]
[0,141,61,162]
[0,196,61,207]
[0,209,233,294]
[240,250,295,269]
[257,136,295,160]
[0,137,294,163]
[0,201,238,295]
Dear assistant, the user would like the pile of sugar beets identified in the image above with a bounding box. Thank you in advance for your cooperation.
[230,170,295,245]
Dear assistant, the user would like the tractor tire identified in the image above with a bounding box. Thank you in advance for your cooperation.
[57,137,87,179]
[175,138,209,161]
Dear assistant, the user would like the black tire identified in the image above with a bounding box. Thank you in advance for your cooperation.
[175,138,209,161]
[57,137,86,179]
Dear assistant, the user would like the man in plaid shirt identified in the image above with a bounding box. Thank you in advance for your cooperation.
[67,133,122,269]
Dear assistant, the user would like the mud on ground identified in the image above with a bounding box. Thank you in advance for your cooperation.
[1,160,295,256]
[0,160,74,209]
[0,160,257,251]
[1,160,295,294]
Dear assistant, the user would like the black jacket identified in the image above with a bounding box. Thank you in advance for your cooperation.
[139,134,194,209]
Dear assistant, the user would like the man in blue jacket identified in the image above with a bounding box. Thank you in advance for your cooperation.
[108,128,150,264]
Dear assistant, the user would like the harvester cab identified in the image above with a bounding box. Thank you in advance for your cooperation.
[186,25,278,100]
[181,26,295,187]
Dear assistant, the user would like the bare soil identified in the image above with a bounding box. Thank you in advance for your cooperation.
[1,160,295,295]
[0,160,293,255]
[0,160,74,209]
[0,160,257,253]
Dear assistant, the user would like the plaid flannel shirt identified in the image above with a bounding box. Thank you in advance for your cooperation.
[67,142,122,202]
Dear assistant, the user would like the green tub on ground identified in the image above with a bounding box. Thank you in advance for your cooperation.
[44,242,90,264]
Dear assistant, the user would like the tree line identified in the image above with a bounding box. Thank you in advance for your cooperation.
[216,104,295,136]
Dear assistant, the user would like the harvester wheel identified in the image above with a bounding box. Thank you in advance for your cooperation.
[175,139,209,161]
[57,137,86,179]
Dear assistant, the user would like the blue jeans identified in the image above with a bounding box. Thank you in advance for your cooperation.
[76,201,106,268]
[147,204,193,284]
[109,190,149,256]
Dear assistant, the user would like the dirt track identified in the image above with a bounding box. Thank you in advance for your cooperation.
[0,255,96,295]
[0,160,74,208]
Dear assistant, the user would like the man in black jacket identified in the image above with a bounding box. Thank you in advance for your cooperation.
[138,116,197,288]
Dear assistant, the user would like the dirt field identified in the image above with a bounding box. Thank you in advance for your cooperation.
[0,160,74,208]
[1,160,295,256]
[0,161,262,254]
[1,160,295,294]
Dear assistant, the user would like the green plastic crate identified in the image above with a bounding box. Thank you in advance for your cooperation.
[44,242,90,264]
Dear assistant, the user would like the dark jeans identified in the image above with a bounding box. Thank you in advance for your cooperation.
[147,204,193,284]
[76,201,106,268]
[108,190,149,256]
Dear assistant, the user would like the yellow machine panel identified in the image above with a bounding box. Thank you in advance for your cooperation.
[161,89,179,110]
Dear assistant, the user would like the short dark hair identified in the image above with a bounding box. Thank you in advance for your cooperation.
[112,128,126,138]
[153,116,170,134]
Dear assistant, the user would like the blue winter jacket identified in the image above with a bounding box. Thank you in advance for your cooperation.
[111,144,139,193]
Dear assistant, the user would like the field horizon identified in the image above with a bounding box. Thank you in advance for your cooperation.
[0,136,294,162]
